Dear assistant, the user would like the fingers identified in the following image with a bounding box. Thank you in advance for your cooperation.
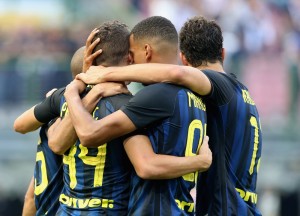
[85,28,100,58]
[85,38,100,58]
[86,28,99,48]
[76,73,91,85]
[83,28,102,72]
[197,135,210,154]
[75,73,85,80]
[196,135,212,171]
[89,49,102,61]
[202,136,209,146]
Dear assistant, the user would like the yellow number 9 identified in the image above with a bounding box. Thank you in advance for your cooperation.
[182,119,205,182]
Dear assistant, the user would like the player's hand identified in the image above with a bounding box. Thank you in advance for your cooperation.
[92,82,131,97]
[83,28,102,72]
[197,136,212,171]
[65,79,86,94]
[76,65,107,84]
[45,88,57,97]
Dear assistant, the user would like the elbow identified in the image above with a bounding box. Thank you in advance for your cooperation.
[170,66,186,85]
[77,128,98,147]
[78,133,93,147]
[134,163,156,180]
[50,147,64,156]
[13,120,27,134]
[78,122,110,147]
[48,139,64,155]
[135,168,152,180]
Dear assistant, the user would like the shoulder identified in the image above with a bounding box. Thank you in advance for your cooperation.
[203,70,230,83]
[97,94,133,115]
[133,83,184,105]
[202,70,236,105]
[122,83,189,119]
[136,83,184,98]
[99,94,132,105]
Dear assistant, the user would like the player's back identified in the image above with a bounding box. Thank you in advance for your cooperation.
[57,93,133,216]
[123,83,207,216]
[34,124,63,215]
[196,70,262,216]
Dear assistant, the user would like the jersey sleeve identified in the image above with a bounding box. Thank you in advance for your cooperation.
[34,87,65,123]
[202,70,235,106]
[121,84,176,129]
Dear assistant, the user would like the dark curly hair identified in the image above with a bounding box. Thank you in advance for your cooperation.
[92,20,130,66]
[179,16,223,67]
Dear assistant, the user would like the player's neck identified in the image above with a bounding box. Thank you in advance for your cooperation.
[196,62,225,73]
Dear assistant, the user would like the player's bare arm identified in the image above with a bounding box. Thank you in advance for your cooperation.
[14,88,58,134]
[64,80,135,147]
[47,90,98,155]
[77,64,212,96]
[124,135,212,179]
[48,80,131,154]
[47,80,97,155]
[22,177,36,216]
[14,105,42,134]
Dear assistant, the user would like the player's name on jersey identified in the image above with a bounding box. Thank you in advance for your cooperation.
[242,90,255,105]
[59,193,114,209]
[60,102,69,117]
[235,188,257,204]
[175,199,194,213]
[187,92,206,111]
[61,101,100,120]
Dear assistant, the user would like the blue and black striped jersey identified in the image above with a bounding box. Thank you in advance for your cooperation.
[121,83,207,216]
[57,94,133,216]
[34,124,63,215]
[196,70,262,216]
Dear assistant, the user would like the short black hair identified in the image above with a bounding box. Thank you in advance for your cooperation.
[131,16,178,45]
[92,20,130,66]
[179,16,223,67]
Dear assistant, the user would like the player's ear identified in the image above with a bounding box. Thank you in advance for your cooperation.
[127,53,133,65]
[180,52,189,66]
[145,44,152,63]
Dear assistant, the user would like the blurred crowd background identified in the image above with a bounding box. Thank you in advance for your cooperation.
[0,0,299,215]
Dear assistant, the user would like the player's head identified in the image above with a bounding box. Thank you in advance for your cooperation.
[92,20,131,67]
[179,16,224,67]
[70,46,85,78]
[129,16,178,64]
